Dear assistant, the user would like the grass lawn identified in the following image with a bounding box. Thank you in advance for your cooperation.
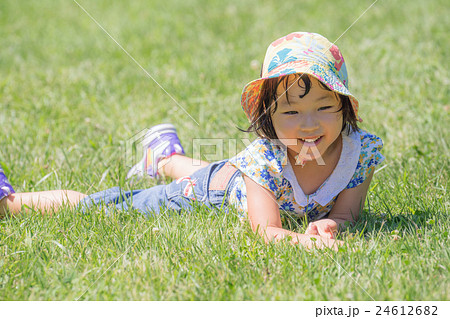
[0,0,448,300]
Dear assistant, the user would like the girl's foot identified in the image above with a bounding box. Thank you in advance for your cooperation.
[126,124,185,179]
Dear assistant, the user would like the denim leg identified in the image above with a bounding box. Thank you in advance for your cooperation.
[79,185,174,216]
[78,160,238,216]
[78,186,137,213]
[163,160,237,212]
[128,185,173,215]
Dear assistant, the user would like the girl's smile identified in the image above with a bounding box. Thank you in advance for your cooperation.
[271,75,344,166]
[298,136,323,146]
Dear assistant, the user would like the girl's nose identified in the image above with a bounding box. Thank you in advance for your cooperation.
[299,114,319,131]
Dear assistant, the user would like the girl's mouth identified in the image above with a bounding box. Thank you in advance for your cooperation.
[298,136,323,147]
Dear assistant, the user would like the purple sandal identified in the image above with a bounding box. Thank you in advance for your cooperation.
[126,124,185,179]
[0,166,15,201]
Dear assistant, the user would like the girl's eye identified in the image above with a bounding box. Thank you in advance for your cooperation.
[318,106,333,111]
[282,111,298,115]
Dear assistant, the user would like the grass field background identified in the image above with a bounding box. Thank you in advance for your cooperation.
[0,0,448,300]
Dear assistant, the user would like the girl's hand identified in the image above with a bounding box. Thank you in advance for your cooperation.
[291,234,343,251]
[305,219,338,239]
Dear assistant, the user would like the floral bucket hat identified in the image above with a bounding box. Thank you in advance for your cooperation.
[241,32,361,123]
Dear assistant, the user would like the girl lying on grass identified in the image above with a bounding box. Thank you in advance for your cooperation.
[0,32,384,250]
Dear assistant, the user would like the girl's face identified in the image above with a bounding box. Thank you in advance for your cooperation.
[271,75,344,165]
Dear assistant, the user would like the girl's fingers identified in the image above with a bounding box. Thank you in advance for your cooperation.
[320,227,334,239]
[305,224,318,235]
[315,225,334,239]
[326,225,336,239]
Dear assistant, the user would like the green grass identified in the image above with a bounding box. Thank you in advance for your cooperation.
[0,0,448,300]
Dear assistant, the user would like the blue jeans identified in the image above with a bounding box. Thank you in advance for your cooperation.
[78,160,240,215]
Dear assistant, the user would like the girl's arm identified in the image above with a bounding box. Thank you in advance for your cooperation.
[243,175,342,250]
[329,170,374,224]
[305,171,374,238]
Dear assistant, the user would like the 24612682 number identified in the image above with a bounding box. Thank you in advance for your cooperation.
[376,306,438,316]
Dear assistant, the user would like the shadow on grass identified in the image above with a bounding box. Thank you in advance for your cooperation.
[352,205,443,237]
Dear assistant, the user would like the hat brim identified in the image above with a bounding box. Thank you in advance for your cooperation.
[241,61,360,123]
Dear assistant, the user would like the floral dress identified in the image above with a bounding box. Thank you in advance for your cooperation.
[227,129,384,225]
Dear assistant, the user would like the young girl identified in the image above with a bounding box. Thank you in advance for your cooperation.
[1,32,384,250]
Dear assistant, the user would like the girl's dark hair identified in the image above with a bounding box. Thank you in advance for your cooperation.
[243,75,359,139]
